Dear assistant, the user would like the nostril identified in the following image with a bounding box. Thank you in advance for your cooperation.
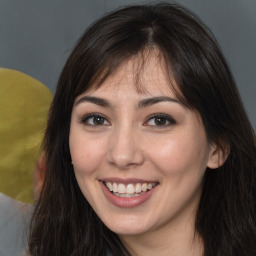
[107,147,144,169]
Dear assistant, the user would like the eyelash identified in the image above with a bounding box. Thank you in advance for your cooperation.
[80,113,176,127]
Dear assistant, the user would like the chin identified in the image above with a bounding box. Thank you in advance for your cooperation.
[110,225,148,236]
[102,215,153,236]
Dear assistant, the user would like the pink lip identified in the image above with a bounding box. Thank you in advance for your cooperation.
[100,181,158,208]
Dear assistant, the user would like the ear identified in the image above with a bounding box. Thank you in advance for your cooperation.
[207,143,230,169]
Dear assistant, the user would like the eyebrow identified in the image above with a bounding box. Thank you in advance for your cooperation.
[75,96,112,108]
[75,95,181,109]
[137,96,181,109]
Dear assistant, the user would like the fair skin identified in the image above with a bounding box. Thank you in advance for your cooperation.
[69,54,224,256]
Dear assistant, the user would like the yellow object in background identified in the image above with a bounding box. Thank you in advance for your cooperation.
[0,68,53,203]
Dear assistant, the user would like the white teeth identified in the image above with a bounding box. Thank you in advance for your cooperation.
[113,183,118,193]
[113,192,142,198]
[147,183,153,190]
[126,184,135,194]
[104,181,157,196]
[135,183,142,193]
[118,184,126,194]
[142,183,147,192]
[106,182,113,191]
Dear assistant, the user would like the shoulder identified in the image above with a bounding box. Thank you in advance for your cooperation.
[0,193,32,256]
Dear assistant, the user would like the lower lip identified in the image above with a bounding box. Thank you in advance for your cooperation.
[100,181,158,208]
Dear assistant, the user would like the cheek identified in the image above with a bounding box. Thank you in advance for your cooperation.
[69,132,107,175]
[148,133,209,176]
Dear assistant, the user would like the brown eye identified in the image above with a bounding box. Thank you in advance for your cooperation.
[145,114,176,127]
[154,117,167,126]
[81,114,110,126]
[92,116,105,125]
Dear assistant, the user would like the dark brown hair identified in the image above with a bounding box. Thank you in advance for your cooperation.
[29,3,256,255]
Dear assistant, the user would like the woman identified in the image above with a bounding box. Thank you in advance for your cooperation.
[28,3,256,256]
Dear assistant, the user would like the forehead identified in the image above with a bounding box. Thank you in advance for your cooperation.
[85,52,178,98]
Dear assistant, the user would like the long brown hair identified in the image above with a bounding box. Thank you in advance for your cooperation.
[29,3,256,255]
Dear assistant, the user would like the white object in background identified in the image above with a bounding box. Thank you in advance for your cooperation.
[0,193,32,256]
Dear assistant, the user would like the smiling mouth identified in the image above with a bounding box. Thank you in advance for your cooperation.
[103,181,159,198]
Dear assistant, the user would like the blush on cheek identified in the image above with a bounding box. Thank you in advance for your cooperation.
[155,146,184,169]
[154,143,205,178]
[72,155,97,175]
[71,142,106,175]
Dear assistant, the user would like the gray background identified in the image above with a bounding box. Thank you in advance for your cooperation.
[1,0,256,129]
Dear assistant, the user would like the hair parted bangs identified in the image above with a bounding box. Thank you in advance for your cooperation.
[67,3,213,103]
[63,2,239,148]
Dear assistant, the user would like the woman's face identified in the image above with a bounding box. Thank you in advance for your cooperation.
[69,55,218,237]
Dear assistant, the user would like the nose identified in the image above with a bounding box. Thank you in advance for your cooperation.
[107,126,144,170]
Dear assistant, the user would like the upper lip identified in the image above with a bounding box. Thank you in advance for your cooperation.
[100,177,159,185]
